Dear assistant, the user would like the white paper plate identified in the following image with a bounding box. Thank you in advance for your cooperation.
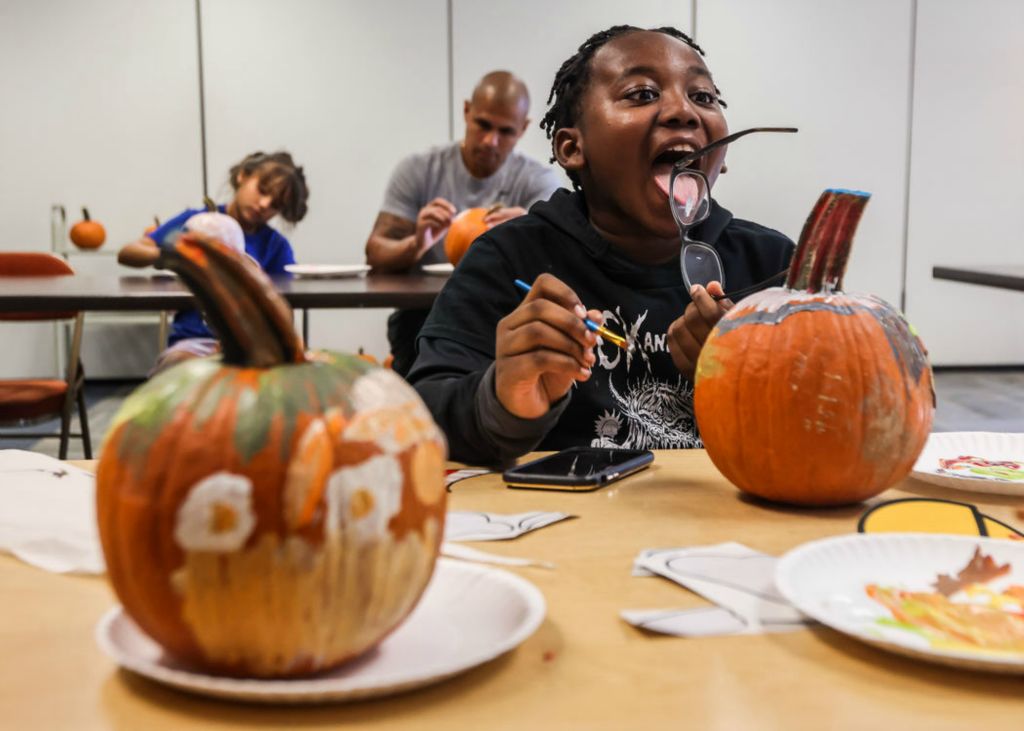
[284,264,370,279]
[777,533,1024,673]
[910,432,1024,496]
[95,558,545,703]
[421,263,454,276]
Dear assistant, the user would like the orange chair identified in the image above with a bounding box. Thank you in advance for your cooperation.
[0,253,91,458]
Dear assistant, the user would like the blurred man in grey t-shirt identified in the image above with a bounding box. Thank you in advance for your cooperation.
[365,70,562,376]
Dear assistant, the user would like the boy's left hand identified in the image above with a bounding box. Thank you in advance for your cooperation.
[667,282,733,381]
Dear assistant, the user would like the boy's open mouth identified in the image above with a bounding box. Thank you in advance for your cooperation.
[653,146,700,202]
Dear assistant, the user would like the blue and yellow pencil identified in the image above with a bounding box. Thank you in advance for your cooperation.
[513,279,630,351]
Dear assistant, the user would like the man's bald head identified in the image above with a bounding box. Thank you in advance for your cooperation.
[470,71,530,118]
[461,71,532,178]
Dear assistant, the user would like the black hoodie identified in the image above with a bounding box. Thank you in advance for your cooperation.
[407,188,794,466]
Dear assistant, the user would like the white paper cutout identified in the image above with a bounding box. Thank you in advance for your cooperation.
[623,542,812,637]
[444,511,573,542]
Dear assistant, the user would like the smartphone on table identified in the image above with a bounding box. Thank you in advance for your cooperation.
[503,446,654,492]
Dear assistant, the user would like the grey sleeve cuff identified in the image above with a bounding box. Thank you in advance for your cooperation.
[474,363,570,463]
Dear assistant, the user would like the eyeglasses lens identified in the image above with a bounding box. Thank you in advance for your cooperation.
[669,171,710,227]
[682,243,725,290]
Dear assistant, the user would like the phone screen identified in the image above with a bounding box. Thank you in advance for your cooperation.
[504,447,654,490]
[512,449,640,478]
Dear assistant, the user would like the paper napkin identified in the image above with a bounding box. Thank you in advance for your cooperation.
[0,449,105,574]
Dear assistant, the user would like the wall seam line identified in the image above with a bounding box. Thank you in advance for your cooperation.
[195,0,209,198]
[900,0,918,314]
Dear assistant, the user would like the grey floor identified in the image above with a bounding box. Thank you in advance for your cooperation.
[2,369,1022,460]
[931,369,1024,433]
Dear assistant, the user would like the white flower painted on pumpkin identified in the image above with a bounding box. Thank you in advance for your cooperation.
[325,454,403,541]
[174,471,257,552]
[344,369,443,453]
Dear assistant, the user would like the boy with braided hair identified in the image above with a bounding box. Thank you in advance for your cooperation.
[408,25,794,466]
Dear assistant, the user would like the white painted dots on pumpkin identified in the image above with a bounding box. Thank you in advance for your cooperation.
[174,472,257,552]
[325,455,403,541]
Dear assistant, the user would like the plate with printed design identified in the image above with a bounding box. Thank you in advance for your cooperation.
[284,264,371,279]
[96,558,545,703]
[910,432,1024,496]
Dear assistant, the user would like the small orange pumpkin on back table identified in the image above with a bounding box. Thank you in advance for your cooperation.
[69,207,106,250]
[444,204,502,265]
[95,231,448,678]
[694,189,935,507]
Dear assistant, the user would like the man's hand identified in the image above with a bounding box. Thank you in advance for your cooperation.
[667,281,733,381]
[495,273,601,419]
[366,200,454,272]
[415,197,457,256]
[483,205,528,227]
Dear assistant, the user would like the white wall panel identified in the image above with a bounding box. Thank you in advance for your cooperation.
[0,0,202,377]
[201,0,449,359]
[451,0,692,188]
[699,0,913,311]
[904,0,1024,365]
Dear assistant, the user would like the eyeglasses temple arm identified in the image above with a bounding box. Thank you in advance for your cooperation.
[714,270,788,302]
[673,127,798,172]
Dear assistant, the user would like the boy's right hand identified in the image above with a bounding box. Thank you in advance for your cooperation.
[495,273,600,419]
[414,197,457,256]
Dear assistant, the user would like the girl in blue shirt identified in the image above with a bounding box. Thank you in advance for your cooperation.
[119,151,309,373]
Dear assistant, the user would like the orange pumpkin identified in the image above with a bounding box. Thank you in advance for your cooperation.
[69,207,106,249]
[444,206,492,265]
[95,231,447,678]
[694,189,934,507]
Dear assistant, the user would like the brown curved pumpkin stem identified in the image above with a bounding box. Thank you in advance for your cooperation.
[82,207,91,222]
[202,196,217,212]
[159,232,305,367]
[787,189,870,293]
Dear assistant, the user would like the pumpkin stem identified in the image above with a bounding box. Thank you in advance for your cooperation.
[158,232,305,367]
[203,196,217,212]
[787,189,870,293]
[82,206,91,222]
[153,215,160,227]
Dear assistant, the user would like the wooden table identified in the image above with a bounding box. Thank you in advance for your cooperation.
[932,265,1024,292]
[0,272,447,313]
[2,451,1023,730]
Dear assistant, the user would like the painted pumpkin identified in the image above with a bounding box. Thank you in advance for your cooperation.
[184,211,245,254]
[96,231,448,678]
[69,207,106,249]
[444,206,492,265]
[694,189,934,507]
